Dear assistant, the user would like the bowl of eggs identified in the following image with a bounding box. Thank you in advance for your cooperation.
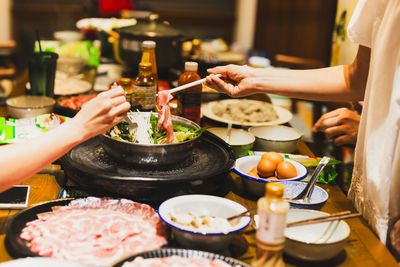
[233,152,308,197]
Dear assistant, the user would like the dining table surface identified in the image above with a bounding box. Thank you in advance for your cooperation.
[0,99,398,266]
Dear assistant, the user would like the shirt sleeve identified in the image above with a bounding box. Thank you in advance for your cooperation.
[347,0,377,48]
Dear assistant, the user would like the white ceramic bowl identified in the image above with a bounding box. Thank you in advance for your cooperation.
[6,95,55,119]
[207,127,255,157]
[284,209,350,261]
[234,155,308,197]
[248,125,303,153]
[158,194,251,251]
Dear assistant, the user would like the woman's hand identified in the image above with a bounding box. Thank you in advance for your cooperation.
[206,64,263,97]
[313,107,360,146]
[66,87,131,142]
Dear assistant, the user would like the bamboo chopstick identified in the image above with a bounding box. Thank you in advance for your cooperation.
[227,207,258,221]
[287,211,361,228]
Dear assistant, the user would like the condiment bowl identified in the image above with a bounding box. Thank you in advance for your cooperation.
[234,155,308,197]
[207,127,255,158]
[248,125,303,153]
[280,180,328,210]
[284,209,350,261]
[6,95,55,119]
[158,194,251,251]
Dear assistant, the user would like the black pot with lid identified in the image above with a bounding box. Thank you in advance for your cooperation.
[114,14,184,77]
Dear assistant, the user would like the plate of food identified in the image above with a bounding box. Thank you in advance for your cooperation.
[201,99,292,126]
[5,197,168,267]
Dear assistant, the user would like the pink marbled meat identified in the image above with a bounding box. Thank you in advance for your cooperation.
[157,90,174,143]
[20,198,168,266]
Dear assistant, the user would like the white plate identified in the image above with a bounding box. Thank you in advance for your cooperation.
[201,99,292,126]
[26,77,92,96]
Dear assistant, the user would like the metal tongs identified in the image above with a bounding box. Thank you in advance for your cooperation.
[291,156,330,203]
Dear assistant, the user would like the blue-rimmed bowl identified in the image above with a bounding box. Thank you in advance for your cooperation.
[158,194,251,251]
[280,180,328,210]
[234,155,308,197]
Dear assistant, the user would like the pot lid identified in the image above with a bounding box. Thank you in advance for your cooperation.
[117,14,182,38]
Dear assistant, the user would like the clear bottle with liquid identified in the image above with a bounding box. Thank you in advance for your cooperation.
[253,182,289,267]
[132,61,157,111]
[119,77,133,104]
[177,61,202,124]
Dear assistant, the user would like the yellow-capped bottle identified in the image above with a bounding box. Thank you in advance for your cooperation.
[253,182,289,267]
[132,61,157,111]
[141,40,158,91]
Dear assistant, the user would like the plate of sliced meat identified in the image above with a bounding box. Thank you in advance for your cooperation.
[112,248,252,267]
[5,197,168,267]
[55,94,98,117]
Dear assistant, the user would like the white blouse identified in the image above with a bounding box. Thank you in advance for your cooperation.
[347,0,400,244]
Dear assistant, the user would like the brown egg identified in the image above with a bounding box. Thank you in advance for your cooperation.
[266,176,279,180]
[247,171,260,178]
[276,161,297,179]
[261,152,284,165]
[257,158,277,178]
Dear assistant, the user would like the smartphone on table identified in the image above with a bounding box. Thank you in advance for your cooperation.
[0,185,30,209]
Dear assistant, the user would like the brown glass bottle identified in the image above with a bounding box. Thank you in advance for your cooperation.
[177,61,202,124]
[141,40,158,91]
[132,61,157,111]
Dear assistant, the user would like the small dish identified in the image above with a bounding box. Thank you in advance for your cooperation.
[207,127,255,157]
[158,194,251,251]
[6,95,55,119]
[112,248,251,267]
[234,155,308,197]
[284,209,350,261]
[248,125,303,153]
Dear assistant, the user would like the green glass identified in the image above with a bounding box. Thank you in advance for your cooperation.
[28,52,58,97]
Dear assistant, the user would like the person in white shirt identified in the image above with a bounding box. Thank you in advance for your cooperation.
[0,87,130,192]
[206,0,400,246]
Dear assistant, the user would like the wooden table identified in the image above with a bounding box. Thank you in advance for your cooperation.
[0,105,397,266]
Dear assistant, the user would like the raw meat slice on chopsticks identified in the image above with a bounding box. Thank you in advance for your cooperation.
[157,90,174,144]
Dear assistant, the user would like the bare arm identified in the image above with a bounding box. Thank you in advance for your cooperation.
[0,87,130,192]
[206,46,370,102]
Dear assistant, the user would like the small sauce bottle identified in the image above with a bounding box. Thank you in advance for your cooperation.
[132,61,157,111]
[119,78,133,104]
[253,182,289,267]
[141,40,158,91]
[177,61,202,124]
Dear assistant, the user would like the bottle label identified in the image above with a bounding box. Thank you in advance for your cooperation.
[132,84,156,110]
[256,212,287,244]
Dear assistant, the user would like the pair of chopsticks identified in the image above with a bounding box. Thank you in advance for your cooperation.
[286,210,361,228]
[169,74,222,94]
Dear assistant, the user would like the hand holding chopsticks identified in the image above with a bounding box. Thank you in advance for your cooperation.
[169,74,222,94]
